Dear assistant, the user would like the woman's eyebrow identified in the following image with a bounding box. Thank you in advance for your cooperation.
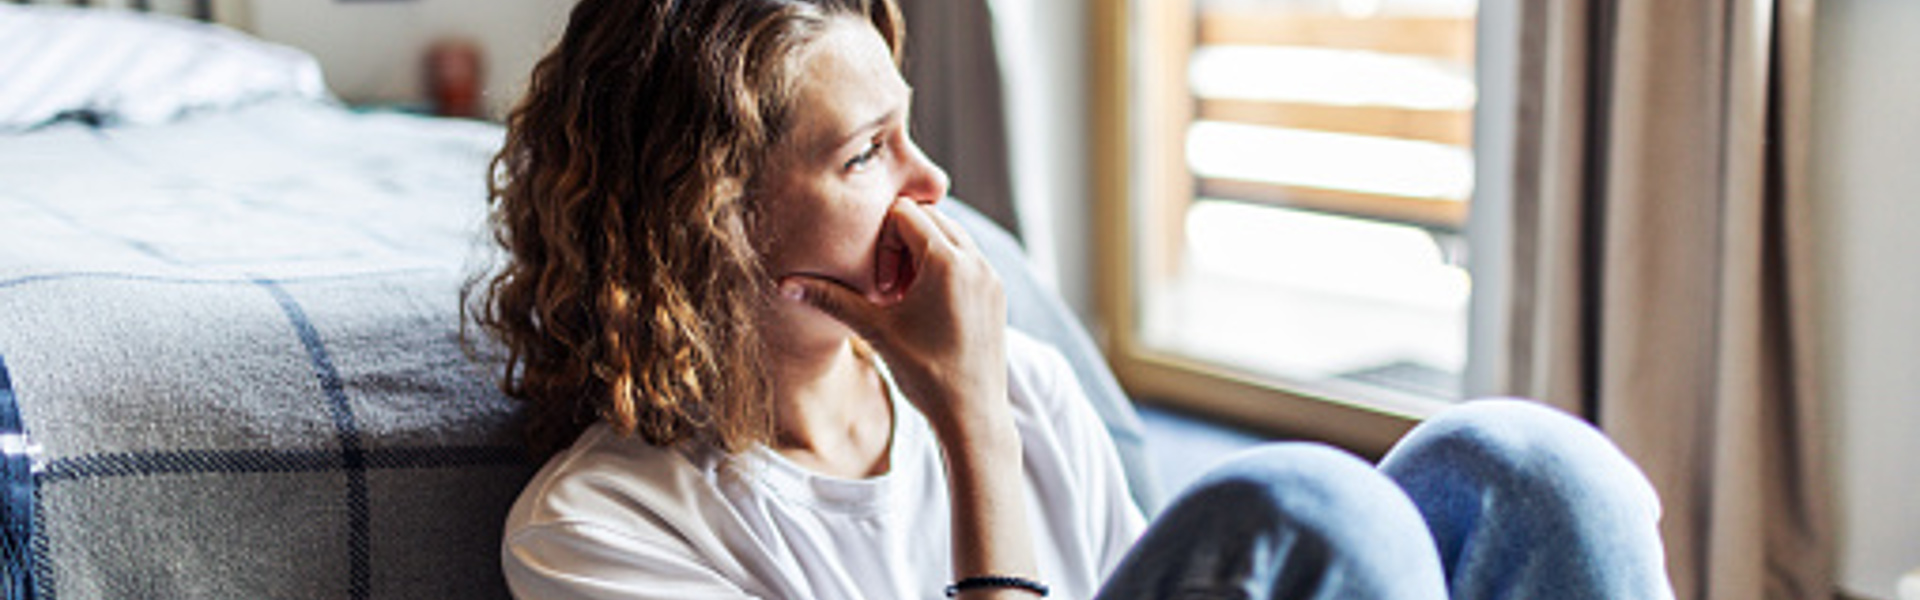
[822,88,914,157]
[828,106,901,154]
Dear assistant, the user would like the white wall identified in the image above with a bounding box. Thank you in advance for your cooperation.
[1812,1,1920,599]
[243,0,573,120]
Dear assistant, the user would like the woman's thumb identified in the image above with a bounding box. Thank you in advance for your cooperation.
[779,275,882,337]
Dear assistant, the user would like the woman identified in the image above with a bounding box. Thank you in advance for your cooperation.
[470,0,1675,598]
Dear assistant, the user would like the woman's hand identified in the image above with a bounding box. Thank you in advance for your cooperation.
[778,198,1011,445]
[780,199,1038,595]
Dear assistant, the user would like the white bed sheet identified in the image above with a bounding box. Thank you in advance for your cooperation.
[0,98,501,282]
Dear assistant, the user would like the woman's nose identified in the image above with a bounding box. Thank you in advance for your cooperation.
[900,138,949,204]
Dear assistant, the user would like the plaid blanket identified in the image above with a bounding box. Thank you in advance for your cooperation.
[0,99,533,599]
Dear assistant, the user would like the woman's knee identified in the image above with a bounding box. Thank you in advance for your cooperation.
[1198,448,1444,561]
[1380,399,1660,519]
[1188,443,1393,518]
[1107,443,1445,599]
[1377,399,1671,600]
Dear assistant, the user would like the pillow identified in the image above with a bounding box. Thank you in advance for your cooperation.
[0,5,330,131]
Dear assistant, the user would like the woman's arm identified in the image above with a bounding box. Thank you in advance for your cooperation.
[782,198,1043,598]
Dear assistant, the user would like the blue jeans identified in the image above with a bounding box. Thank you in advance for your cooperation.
[1095,400,1672,600]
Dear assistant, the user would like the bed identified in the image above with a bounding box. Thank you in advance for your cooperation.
[0,4,539,598]
[0,5,1154,599]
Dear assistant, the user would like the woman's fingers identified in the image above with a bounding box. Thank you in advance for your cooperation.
[926,206,979,252]
[780,274,885,342]
[784,200,984,342]
[887,198,956,257]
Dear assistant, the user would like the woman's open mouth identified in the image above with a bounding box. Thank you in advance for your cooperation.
[875,222,915,298]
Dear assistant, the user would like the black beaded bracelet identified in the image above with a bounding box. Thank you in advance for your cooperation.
[944,575,1050,598]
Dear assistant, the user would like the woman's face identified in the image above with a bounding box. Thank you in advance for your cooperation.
[757,17,949,342]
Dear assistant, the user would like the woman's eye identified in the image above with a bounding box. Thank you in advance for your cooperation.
[844,138,884,171]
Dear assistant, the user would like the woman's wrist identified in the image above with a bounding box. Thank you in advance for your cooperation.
[927,402,1020,459]
[940,421,1039,599]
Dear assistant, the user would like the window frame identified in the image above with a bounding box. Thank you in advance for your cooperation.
[1089,0,1517,457]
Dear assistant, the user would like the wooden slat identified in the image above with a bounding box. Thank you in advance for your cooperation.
[1198,12,1474,63]
[1198,178,1468,229]
[1197,99,1472,147]
[1144,0,1196,283]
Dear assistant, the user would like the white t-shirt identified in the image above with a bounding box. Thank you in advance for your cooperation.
[502,329,1148,600]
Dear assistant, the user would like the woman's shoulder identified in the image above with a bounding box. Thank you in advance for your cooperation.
[1004,328,1078,413]
[505,423,728,542]
[502,425,773,596]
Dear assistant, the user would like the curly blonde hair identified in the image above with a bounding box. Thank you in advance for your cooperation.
[467,0,904,456]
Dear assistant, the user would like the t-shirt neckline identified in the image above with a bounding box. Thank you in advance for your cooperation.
[738,349,921,515]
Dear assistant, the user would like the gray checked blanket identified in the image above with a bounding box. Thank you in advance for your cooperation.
[0,98,533,599]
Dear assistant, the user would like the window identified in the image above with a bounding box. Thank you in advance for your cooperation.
[1093,0,1489,453]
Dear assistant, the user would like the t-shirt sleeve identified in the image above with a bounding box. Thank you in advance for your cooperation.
[504,519,759,600]
[1007,331,1149,580]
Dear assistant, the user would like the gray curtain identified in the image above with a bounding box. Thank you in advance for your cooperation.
[1498,0,1830,598]
[896,0,1021,238]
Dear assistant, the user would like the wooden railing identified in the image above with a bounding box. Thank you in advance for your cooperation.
[1197,12,1474,63]
[1181,9,1476,230]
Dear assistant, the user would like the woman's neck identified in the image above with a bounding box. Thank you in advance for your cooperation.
[765,335,895,479]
